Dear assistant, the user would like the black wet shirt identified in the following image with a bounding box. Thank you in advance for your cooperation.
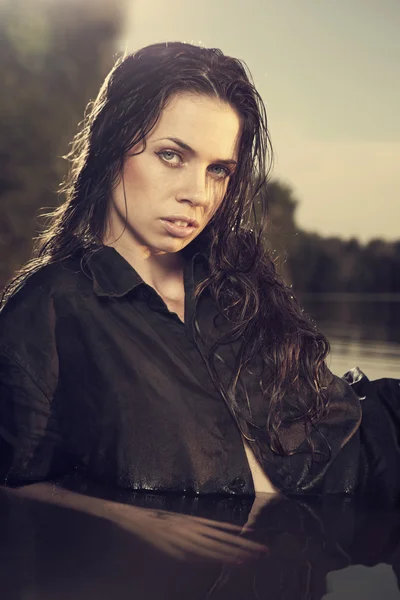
[1,244,399,501]
[0,245,254,494]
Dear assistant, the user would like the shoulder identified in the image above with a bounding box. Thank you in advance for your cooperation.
[0,253,92,349]
[0,253,95,388]
[3,253,90,305]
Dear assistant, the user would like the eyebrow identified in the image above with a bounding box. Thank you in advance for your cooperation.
[153,137,238,167]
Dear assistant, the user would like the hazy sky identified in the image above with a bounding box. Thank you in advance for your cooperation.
[122,0,399,242]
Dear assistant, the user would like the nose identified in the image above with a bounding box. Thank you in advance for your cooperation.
[177,166,217,208]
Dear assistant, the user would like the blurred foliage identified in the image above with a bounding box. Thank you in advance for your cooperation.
[0,0,398,296]
[259,180,400,294]
[0,0,125,285]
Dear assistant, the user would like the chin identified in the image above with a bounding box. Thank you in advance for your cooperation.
[163,231,200,247]
[150,238,186,255]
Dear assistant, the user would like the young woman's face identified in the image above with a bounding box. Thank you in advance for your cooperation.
[105,93,242,256]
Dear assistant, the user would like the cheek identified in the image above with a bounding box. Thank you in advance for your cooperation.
[123,162,144,189]
[122,151,157,190]
[212,183,229,210]
[205,198,224,224]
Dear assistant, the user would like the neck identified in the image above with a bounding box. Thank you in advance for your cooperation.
[104,239,184,300]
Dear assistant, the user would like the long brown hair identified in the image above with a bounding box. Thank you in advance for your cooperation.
[1,42,332,456]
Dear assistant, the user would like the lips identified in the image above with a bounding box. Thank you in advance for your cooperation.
[165,219,190,227]
[162,215,199,228]
[160,219,197,238]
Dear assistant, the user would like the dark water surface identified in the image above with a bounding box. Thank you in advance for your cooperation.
[1,477,400,600]
[301,295,400,380]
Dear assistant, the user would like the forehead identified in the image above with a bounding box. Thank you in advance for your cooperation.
[148,93,242,159]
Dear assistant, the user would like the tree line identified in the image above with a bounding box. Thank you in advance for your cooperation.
[260,181,400,294]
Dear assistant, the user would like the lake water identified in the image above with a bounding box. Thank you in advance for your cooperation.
[300,295,400,380]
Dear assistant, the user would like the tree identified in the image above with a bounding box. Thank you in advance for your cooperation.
[255,179,399,294]
[254,179,300,285]
[0,0,127,288]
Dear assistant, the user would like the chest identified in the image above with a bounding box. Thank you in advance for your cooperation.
[61,290,280,494]
[159,295,185,324]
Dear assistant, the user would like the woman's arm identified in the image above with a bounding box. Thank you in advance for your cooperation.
[2,481,269,562]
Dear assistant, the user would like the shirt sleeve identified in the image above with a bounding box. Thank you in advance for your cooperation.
[241,370,364,496]
[0,346,72,486]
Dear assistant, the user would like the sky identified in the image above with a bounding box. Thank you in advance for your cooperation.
[121,0,400,243]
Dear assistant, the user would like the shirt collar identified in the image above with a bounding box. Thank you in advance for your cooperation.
[83,243,209,298]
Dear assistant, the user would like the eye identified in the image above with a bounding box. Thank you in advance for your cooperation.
[156,149,232,179]
[209,165,232,179]
[156,149,182,165]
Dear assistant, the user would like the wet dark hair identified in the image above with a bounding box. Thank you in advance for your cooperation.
[1,42,332,457]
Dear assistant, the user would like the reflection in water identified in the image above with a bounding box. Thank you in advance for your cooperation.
[205,494,400,600]
[1,482,400,600]
[324,564,400,599]
[301,297,400,379]
[0,483,261,600]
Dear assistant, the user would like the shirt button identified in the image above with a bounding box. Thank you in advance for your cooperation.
[229,477,246,493]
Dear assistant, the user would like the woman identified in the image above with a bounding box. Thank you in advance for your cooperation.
[0,42,399,502]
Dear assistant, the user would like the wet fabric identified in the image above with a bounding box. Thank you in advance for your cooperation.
[0,245,254,494]
[0,243,399,502]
